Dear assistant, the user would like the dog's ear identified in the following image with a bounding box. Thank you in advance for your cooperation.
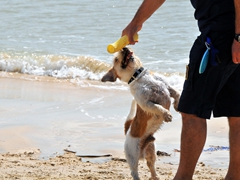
[101,68,118,82]
[121,47,133,69]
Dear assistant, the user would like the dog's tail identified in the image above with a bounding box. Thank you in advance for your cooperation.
[124,99,137,135]
[124,120,133,135]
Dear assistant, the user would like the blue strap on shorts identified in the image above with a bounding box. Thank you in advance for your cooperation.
[199,37,220,74]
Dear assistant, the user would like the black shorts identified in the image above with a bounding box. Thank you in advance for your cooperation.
[178,32,240,119]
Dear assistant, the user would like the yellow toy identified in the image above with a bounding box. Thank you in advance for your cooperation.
[107,34,138,54]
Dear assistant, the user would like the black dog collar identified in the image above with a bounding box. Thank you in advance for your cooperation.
[128,67,144,84]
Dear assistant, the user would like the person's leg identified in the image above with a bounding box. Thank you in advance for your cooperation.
[225,117,240,180]
[173,113,207,180]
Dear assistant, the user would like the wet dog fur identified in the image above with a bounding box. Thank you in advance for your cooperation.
[101,47,180,180]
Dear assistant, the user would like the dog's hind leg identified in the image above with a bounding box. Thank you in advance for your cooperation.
[144,140,159,180]
[124,134,141,180]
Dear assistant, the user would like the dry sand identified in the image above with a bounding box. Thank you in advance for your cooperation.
[0,149,227,180]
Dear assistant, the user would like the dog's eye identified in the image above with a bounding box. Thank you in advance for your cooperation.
[115,57,118,62]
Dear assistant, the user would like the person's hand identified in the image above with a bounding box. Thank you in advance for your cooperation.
[122,22,142,45]
[232,39,240,64]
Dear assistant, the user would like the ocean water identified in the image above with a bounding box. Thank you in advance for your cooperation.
[0,0,230,169]
[0,0,198,79]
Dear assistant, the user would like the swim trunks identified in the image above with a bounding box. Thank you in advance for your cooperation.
[178,0,240,119]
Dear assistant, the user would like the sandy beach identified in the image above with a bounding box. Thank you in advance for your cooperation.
[0,0,232,179]
[0,149,227,180]
[0,73,231,179]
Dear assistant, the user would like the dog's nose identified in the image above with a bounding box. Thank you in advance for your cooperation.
[101,77,107,82]
[101,75,115,82]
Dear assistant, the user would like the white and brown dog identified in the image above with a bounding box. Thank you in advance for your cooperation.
[101,47,179,180]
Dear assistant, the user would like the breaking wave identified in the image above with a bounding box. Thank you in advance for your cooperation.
[0,53,111,80]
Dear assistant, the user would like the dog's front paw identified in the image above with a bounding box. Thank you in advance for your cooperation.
[163,112,172,122]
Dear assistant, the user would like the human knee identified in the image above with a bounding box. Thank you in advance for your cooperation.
[180,113,207,131]
[181,112,205,122]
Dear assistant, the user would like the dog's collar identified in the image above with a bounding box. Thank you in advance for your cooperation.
[128,67,144,84]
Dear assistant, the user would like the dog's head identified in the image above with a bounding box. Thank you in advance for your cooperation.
[101,47,142,83]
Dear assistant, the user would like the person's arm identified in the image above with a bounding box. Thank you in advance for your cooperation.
[232,0,240,64]
[122,0,165,44]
